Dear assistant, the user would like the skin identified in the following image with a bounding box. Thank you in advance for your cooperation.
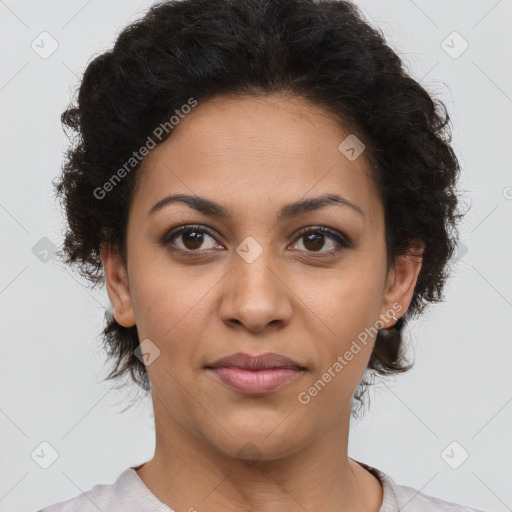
[100,93,423,512]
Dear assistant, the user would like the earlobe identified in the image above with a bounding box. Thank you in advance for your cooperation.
[380,241,424,328]
[100,243,136,328]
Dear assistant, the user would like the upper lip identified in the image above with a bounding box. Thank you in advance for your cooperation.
[206,352,305,371]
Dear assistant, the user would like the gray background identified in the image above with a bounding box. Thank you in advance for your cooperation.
[1,1,511,511]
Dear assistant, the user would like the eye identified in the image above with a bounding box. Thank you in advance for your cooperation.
[289,226,350,255]
[161,224,350,257]
[161,224,223,253]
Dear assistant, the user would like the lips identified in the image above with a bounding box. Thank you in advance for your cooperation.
[205,352,305,395]
[206,352,305,371]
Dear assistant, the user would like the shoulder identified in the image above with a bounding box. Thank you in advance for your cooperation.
[353,459,486,512]
[35,468,132,512]
[36,480,114,512]
[34,467,171,512]
[374,466,485,512]
[391,480,485,512]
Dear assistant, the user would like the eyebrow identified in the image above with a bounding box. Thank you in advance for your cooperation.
[148,192,364,220]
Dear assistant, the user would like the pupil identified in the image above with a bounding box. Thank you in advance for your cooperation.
[304,233,323,251]
[184,231,203,250]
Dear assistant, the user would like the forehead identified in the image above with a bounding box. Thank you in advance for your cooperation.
[132,94,382,226]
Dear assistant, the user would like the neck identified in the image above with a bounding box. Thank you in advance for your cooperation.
[135,396,383,512]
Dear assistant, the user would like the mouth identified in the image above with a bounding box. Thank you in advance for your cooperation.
[205,352,306,395]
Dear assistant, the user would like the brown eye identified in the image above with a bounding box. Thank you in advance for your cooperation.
[302,232,326,251]
[291,227,350,255]
[161,224,350,257]
[180,229,206,250]
[162,225,222,253]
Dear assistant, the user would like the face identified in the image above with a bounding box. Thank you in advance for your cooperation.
[101,93,422,461]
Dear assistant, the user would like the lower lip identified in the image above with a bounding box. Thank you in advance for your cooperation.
[207,367,303,394]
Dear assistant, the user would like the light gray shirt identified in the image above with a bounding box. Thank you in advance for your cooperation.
[36,461,485,512]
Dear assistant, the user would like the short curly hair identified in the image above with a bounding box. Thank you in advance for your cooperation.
[54,0,464,415]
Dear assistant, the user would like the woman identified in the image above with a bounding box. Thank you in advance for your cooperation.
[38,0,483,510]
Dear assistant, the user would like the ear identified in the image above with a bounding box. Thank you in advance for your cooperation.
[379,240,424,328]
[100,243,136,328]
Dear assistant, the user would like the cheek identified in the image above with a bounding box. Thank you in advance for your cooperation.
[291,253,386,404]
[295,261,385,346]
[294,273,381,419]
[129,270,215,414]
[127,252,216,348]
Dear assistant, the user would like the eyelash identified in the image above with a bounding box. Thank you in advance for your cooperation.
[160,224,351,258]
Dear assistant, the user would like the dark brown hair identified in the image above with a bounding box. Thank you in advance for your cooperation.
[54,0,463,417]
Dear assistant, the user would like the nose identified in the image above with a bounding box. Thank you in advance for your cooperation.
[219,243,293,334]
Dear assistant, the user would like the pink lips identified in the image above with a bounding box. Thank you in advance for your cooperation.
[206,352,305,395]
